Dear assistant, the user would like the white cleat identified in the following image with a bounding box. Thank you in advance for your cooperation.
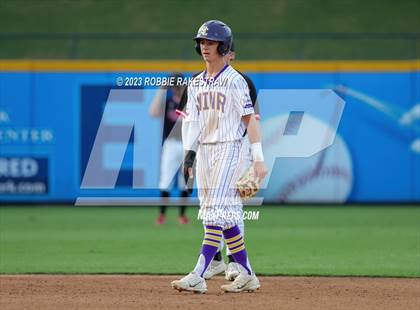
[225,262,241,281]
[204,260,227,280]
[221,273,260,293]
[171,272,207,294]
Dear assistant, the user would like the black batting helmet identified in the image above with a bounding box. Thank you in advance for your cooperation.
[193,20,233,56]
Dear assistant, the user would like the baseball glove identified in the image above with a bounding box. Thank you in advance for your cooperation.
[236,166,260,201]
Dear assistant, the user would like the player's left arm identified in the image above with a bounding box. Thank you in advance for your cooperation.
[234,76,267,181]
[241,73,258,113]
[239,72,261,120]
[242,114,267,181]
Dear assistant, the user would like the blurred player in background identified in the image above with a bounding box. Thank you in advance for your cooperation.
[171,20,267,293]
[149,73,189,225]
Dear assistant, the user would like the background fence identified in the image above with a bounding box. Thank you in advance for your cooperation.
[0,0,419,204]
[1,63,419,203]
[1,32,419,59]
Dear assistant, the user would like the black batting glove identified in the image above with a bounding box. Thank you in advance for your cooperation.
[183,150,196,194]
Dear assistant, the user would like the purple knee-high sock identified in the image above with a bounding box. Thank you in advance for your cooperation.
[223,225,253,275]
[193,225,222,278]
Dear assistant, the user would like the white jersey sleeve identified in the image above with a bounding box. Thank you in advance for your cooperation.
[185,84,199,122]
[232,77,254,116]
[182,83,201,151]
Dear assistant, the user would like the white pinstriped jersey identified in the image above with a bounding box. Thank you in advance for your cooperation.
[185,65,254,144]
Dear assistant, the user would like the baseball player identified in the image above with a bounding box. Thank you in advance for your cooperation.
[171,20,267,293]
[176,43,259,282]
[203,43,260,281]
[149,73,189,225]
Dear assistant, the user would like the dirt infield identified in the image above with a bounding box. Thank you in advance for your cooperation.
[0,275,418,310]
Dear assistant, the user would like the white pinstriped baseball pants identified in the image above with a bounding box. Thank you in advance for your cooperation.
[196,140,246,229]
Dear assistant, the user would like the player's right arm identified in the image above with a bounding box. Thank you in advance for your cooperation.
[182,83,200,192]
[177,72,201,114]
[177,85,188,113]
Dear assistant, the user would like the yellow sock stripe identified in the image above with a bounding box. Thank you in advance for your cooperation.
[205,234,222,241]
[230,244,246,254]
[225,234,242,244]
[203,240,219,247]
[227,239,243,249]
[205,229,223,236]
[204,237,222,244]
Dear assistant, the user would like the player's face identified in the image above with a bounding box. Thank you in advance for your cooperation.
[200,39,221,62]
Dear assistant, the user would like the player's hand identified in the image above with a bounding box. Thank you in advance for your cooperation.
[183,150,196,194]
[253,161,268,182]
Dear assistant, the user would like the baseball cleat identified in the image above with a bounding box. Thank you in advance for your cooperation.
[155,214,166,225]
[225,262,241,281]
[204,260,227,280]
[221,273,260,293]
[171,272,207,294]
[178,215,189,225]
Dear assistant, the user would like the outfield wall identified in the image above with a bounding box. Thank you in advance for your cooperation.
[0,61,419,203]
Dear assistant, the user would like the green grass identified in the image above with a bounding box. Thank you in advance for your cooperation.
[0,0,419,59]
[0,206,419,277]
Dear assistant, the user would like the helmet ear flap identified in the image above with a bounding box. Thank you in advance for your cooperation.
[195,40,202,55]
[217,43,226,56]
[217,37,232,56]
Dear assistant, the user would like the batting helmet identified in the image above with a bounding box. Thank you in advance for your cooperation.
[230,41,235,52]
[193,20,233,56]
